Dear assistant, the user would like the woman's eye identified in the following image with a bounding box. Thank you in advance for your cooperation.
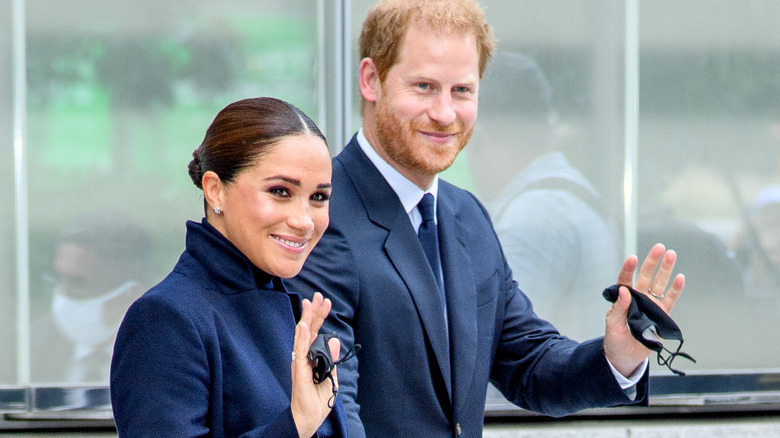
[269,187,290,197]
[311,192,331,202]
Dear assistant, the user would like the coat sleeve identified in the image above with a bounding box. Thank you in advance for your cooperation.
[110,291,300,437]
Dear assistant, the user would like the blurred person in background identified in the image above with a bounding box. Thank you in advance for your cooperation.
[32,210,151,384]
[469,50,622,340]
[730,185,780,298]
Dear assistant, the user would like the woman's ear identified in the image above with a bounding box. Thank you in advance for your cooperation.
[201,171,223,213]
[359,57,380,103]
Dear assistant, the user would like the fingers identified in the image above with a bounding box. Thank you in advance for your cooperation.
[630,243,676,293]
[633,243,666,291]
[308,292,332,340]
[658,273,685,313]
[290,318,327,438]
[617,254,639,286]
[299,297,313,329]
[293,292,335,380]
[667,273,685,302]
[606,285,631,328]
[618,243,685,314]
[293,321,311,361]
[648,249,676,297]
[291,320,312,383]
[604,285,652,375]
[290,294,337,438]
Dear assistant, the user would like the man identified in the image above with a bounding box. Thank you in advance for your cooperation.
[288,0,685,436]
[468,51,623,340]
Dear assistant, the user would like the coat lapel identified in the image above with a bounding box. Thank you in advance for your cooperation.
[437,188,478,413]
[337,139,452,399]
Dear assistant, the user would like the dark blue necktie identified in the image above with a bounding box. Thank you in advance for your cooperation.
[417,193,445,307]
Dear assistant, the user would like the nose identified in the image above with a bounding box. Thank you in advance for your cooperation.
[287,202,315,234]
[428,92,456,126]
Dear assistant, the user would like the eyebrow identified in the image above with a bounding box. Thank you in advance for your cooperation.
[266,176,332,190]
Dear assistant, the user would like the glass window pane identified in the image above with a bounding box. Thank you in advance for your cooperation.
[24,0,322,386]
[639,0,780,372]
[472,0,626,342]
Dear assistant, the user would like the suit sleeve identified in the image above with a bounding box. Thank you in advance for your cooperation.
[288,223,366,438]
[489,255,648,417]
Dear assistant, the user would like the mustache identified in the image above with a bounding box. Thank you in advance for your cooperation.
[412,121,464,135]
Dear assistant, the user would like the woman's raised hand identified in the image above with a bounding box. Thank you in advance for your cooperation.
[290,292,341,438]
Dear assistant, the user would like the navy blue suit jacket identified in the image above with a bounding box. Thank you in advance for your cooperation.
[288,136,646,437]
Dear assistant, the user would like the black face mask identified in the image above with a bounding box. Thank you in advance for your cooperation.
[603,284,696,376]
[307,332,361,408]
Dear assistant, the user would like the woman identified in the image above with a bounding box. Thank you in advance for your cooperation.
[110,97,347,437]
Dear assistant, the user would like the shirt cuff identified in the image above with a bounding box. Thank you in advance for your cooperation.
[607,357,648,401]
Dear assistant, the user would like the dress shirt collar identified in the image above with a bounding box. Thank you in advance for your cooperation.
[356,128,439,224]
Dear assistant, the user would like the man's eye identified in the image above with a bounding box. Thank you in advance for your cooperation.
[454,86,470,93]
[417,83,431,90]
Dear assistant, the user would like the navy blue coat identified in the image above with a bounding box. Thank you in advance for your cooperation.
[287,137,646,437]
[111,220,348,437]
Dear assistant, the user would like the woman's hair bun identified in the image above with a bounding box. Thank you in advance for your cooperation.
[188,147,204,189]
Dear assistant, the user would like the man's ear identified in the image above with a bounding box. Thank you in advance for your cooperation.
[359,58,380,103]
[201,171,224,212]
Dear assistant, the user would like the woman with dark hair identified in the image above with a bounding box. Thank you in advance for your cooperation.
[110,97,348,437]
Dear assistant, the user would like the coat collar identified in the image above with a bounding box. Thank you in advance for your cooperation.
[183,219,283,295]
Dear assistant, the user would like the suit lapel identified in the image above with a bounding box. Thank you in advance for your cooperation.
[337,139,453,399]
[384,219,452,397]
[438,188,478,413]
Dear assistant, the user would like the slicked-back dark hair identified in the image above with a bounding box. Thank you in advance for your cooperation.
[188,97,326,192]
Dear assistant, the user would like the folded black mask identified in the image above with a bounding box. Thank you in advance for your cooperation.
[307,332,361,407]
[602,284,695,376]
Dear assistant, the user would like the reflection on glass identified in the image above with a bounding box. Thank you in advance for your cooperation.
[20,0,320,387]
[731,185,780,299]
[31,211,150,384]
[469,50,622,341]
[637,0,780,372]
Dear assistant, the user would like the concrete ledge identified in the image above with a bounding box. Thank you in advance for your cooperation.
[484,414,780,437]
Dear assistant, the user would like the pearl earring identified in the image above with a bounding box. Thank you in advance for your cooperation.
[214,207,221,214]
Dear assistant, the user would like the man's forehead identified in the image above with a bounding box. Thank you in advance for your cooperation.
[395,24,479,77]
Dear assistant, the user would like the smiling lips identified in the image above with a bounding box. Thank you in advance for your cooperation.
[419,129,456,144]
[273,235,306,250]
